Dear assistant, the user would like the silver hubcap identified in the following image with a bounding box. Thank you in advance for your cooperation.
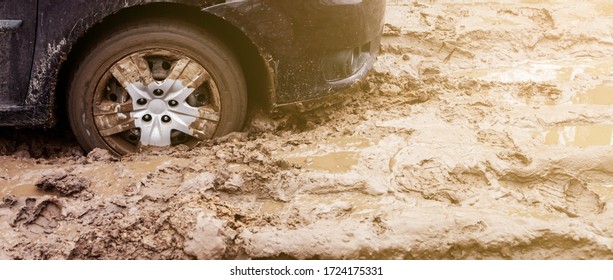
[93,50,221,152]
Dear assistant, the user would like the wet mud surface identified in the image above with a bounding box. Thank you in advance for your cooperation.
[1,0,613,259]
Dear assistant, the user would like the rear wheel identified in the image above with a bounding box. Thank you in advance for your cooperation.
[68,19,247,155]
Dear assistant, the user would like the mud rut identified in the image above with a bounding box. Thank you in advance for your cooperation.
[1,1,613,259]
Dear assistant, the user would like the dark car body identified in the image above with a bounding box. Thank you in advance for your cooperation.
[0,0,385,127]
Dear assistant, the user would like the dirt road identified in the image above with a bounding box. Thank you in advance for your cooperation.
[1,0,613,259]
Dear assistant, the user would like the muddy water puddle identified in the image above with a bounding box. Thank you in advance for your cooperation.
[573,82,613,105]
[278,137,373,173]
[544,125,613,147]
[0,156,181,197]
[455,58,613,148]
[1,183,47,197]
[0,159,57,197]
[451,58,613,120]
[286,152,360,173]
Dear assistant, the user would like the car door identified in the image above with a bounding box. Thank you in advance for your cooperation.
[0,0,36,105]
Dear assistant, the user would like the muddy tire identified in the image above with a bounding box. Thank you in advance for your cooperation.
[68,18,247,155]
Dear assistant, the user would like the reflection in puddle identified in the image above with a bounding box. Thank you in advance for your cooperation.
[0,160,55,198]
[286,152,360,173]
[573,82,613,105]
[1,183,47,197]
[454,58,613,106]
[325,137,371,149]
[556,67,574,82]
[0,156,177,197]
[278,136,373,173]
[545,125,613,147]
[258,200,285,214]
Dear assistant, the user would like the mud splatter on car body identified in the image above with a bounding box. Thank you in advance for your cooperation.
[0,0,385,127]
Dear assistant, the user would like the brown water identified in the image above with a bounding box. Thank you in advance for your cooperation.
[0,156,177,197]
[0,160,58,197]
[279,137,372,173]
[453,58,613,148]
[573,82,613,105]
[545,125,613,147]
[286,152,361,173]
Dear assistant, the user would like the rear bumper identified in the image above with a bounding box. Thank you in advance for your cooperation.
[206,0,386,106]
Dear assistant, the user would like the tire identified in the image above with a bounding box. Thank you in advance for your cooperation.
[68,18,247,155]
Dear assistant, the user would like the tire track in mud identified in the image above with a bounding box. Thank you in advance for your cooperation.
[2,1,613,259]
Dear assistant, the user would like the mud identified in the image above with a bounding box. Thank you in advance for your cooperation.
[35,171,90,197]
[1,0,613,259]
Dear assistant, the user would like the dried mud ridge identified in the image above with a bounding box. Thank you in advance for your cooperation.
[1,1,613,259]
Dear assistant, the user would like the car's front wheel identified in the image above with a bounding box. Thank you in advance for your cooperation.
[68,18,247,155]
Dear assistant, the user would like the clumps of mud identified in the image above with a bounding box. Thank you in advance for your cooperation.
[86,148,118,163]
[35,171,90,197]
[0,195,17,208]
[2,0,613,260]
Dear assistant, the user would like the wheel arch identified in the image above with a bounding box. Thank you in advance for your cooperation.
[54,2,275,128]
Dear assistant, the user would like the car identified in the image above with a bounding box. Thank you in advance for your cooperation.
[0,0,386,155]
